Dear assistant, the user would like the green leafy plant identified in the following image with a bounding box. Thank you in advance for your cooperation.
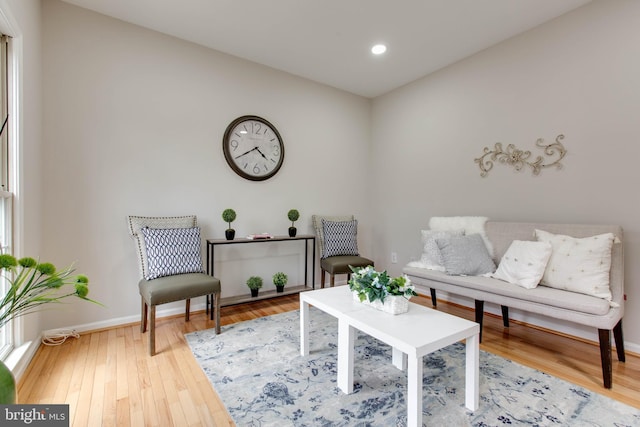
[272,272,288,287]
[0,254,102,328]
[287,209,300,227]
[222,208,237,230]
[246,276,263,290]
[348,265,417,304]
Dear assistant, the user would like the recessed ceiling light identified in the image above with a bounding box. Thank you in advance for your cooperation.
[371,44,387,55]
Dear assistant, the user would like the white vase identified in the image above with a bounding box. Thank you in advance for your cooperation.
[352,292,410,315]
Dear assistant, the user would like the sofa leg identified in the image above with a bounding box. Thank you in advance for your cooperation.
[185,298,190,322]
[598,328,612,389]
[613,320,625,362]
[501,305,509,327]
[430,289,437,307]
[475,300,484,343]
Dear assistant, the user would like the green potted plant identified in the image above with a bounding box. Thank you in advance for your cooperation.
[0,255,102,404]
[222,208,237,240]
[348,265,417,314]
[287,209,300,237]
[246,276,263,297]
[272,272,288,293]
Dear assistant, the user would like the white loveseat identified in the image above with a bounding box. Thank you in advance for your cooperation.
[402,220,624,389]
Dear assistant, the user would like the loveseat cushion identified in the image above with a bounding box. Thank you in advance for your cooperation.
[404,266,611,316]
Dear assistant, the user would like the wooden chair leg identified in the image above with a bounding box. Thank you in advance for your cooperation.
[214,292,221,334]
[321,269,326,288]
[149,305,156,356]
[209,294,214,320]
[141,297,148,333]
[330,273,335,287]
[185,298,191,322]
[598,328,612,389]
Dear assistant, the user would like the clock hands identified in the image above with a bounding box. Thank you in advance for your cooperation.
[235,145,270,162]
[234,147,259,159]
[255,147,268,160]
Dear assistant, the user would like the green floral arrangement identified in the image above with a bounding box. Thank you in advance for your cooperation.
[0,254,101,328]
[348,265,417,304]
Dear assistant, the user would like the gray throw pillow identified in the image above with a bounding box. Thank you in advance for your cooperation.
[321,219,359,258]
[435,233,496,276]
[141,226,204,280]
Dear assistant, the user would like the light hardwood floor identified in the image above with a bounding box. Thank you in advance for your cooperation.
[18,293,640,426]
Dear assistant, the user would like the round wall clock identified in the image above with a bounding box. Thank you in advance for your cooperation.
[222,115,285,181]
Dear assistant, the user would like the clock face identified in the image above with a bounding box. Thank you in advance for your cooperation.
[222,116,285,181]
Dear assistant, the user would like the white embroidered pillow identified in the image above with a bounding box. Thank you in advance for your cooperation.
[492,240,552,289]
[535,229,615,300]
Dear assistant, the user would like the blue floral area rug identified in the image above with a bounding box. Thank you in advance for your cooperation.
[185,308,640,426]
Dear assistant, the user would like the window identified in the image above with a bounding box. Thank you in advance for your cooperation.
[0,33,13,360]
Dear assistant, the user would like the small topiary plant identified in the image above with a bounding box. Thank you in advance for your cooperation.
[222,208,237,240]
[273,272,288,287]
[287,209,300,226]
[246,276,263,290]
[287,209,300,237]
[222,208,237,229]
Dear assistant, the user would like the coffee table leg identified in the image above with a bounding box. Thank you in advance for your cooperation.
[337,319,355,393]
[465,333,479,411]
[407,355,423,427]
[300,298,309,356]
[392,347,407,370]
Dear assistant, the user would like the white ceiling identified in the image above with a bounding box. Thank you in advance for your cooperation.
[60,0,592,98]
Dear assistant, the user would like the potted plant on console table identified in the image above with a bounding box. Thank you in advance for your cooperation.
[272,272,288,293]
[348,265,417,315]
[222,208,237,240]
[246,276,263,297]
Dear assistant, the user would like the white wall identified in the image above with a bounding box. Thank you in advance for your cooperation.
[371,0,640,349]
[40,0,372,330]
[35,0,640,354]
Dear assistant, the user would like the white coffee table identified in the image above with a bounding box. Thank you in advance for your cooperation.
[300,286,479,427]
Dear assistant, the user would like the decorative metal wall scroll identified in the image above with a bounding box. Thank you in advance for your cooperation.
[475,134,567,177]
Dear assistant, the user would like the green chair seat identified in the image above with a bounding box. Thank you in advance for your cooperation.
[320,256,373,275]
[139,273,221,306]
